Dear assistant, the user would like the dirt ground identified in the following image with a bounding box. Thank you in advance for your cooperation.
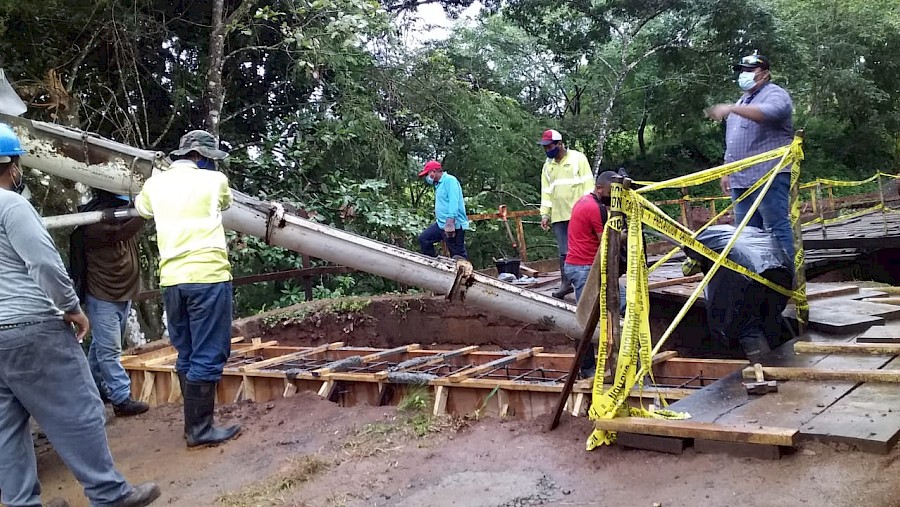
[36,391,900,507]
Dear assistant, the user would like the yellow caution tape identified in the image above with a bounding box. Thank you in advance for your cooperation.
[586,138,811,449]
[636,143,794,193]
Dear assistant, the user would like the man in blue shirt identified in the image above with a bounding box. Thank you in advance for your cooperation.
[418,160,469,259]
[706,52,795,263]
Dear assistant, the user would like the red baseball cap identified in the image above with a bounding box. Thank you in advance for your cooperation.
[418,160,442,178]
[538,129,563,145]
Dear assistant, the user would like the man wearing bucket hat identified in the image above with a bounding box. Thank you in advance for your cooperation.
[0,123,160,506]
[705,52,795,263]
[135,130,240,448]
[417,160,470,259]
[537,129,594,299]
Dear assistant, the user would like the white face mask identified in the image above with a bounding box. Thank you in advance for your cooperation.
[738,71,757,91]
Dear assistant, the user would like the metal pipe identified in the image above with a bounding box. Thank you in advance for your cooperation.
[6,113,585,339]
[43,208,141,229]
[224,192,582,337]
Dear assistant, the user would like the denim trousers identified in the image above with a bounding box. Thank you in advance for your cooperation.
[86,296,133,405]
[0,320,132,507]
[418,223,468,259]
[565,263,628,315]
[163,281,233,382]
[731,172,794,263]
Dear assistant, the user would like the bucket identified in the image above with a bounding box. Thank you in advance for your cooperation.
[495,258,521,278]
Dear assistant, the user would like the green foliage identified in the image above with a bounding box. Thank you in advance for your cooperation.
[4,0,898,318]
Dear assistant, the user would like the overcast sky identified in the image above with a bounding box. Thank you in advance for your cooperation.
[398,2,484,48]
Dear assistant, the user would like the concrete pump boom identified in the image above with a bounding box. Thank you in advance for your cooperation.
[4,113,583,339]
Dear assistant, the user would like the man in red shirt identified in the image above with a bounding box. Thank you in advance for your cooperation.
[565,171,616,377]
[565,171,616,300]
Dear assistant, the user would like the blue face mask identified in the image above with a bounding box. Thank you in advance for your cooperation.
[545,146,560,159]
[738,71,757,91]
[196,158,215,170]
[424,175,435,185]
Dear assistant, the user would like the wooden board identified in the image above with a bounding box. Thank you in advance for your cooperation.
[856,322,900,343]
[744,366,900,383]
[784,302,884,334]
[828,298,900,320]
[794,341,900,355]
[592,417,798,446]
[801,356,900,453]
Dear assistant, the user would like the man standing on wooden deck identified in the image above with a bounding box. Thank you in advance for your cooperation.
[0,123,159,507]
[417,160,470,259]
[135,130,240,448]
[70,190,149,417]
[705,52,795,263]
[537,129,594,299]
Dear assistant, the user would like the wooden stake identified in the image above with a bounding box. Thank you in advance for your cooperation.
[433,385,448,416]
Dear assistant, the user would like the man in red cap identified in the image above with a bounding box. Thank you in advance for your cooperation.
[418,160,469,258]
[537,129,594,299]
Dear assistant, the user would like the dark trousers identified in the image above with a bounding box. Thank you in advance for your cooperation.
[163,282,233,383]
[419,223,467,259]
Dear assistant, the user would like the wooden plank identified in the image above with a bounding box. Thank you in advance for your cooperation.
[360,344,421,363]
[448,347,543,383]
[167,371,183,404]
[785,303,884,334]
[866,297,900,306]
[743,366,900,383]
[801,356,900,454]
[856,322,900,343]
[139,371,156,404]
[829,299,900,320]
[498,389,511,417]
[694,439,782,460]
[794,341,900,355]
[805,285,859,301]
[238,342,345,372]
[616,432,686,454]
[433,385,448,416]
[592,417,798,446]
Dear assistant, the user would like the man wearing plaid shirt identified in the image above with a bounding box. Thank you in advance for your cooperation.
[706,52,795,263]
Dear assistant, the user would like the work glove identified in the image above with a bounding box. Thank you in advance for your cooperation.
[444,218,456,239]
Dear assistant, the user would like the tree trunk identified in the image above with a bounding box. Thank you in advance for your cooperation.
[205,0,226,138]
[591,73,627,174]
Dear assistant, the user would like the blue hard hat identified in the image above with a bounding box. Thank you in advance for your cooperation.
[0,123,26,159]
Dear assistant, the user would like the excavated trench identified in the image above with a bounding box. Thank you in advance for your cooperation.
[232,294,576,353]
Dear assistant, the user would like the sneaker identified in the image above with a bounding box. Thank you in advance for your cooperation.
[113,398,150,417]
[111,482,161,507]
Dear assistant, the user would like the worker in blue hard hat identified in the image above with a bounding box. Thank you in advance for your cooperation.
[0,123,160,506]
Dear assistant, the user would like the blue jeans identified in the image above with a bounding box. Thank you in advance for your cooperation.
[419,223,467,259]
[86,296,133,405]
[0,320,132,506]
[732,172,794,263]
[163,282,234,383]
[565,263,628,315]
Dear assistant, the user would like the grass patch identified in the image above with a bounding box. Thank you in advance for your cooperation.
[217,456,329,507]
[341,387,469,458]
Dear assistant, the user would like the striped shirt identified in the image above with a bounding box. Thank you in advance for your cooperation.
[540,149,594,223]
[725,82,794,189]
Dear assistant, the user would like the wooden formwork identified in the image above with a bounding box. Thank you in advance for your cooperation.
[122,339,747,420]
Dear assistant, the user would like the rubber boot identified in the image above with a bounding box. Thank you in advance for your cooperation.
[183,380,240,449]
[177,371,188,440]
[552,256,574,299]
